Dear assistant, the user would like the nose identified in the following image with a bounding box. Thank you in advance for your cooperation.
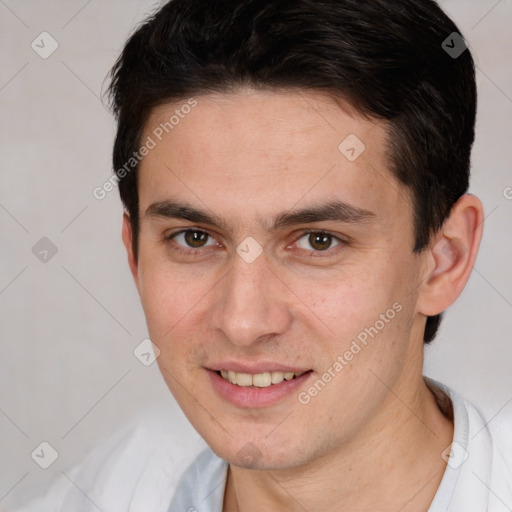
[209,252,293,347]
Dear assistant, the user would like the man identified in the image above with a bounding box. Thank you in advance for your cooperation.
[20,0,511,511]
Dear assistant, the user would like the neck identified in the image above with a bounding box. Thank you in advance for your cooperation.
[223,377,453,512]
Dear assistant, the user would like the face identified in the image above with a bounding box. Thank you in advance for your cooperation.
[125,89,430,470]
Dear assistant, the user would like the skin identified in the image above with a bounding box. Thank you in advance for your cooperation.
[122,88,483,511]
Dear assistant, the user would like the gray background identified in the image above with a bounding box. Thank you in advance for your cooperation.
[1,0,511,508]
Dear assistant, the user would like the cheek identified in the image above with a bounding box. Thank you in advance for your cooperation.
[136,255,201,337]
[305,260,415,369]
[136,253,221,369]
[299,266,395,336]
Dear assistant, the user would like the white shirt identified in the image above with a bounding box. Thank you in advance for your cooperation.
[18,381,512,512]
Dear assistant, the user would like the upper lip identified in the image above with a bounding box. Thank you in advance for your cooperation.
[207,362,312,374]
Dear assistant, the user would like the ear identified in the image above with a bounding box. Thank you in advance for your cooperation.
[122,213,139,287]
[417,194,484,317]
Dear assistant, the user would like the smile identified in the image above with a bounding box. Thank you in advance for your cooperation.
[208,367,313,408]
[218,370,306,388]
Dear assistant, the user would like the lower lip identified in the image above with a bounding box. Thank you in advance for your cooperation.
[207,369,313,408]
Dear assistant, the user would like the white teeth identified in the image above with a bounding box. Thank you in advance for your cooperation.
[219,370,304,387]
[236,372,253,386]
[271,371,285,384]
[252,372,272,387]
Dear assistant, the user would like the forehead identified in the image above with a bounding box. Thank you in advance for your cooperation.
[137,88,412,233]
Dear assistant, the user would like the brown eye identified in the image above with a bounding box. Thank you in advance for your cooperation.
[309,233,332,251]
[169,229,217,251]
[184,230,209,248]
[296,231,341,252]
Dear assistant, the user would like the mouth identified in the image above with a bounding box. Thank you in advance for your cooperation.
[216,369,307,388]
[206,366,313,408]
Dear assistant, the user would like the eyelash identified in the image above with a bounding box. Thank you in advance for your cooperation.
[163,229,347,257]
[164,230,219,256]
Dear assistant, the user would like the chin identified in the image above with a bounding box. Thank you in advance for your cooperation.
[209,437,306,471]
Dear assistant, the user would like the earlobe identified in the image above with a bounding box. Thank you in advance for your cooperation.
[121,213,139,286]
[417,194,484,317]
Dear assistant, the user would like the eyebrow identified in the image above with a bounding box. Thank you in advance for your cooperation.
[145,199,376,231]
[146,201,227,228]
[272,201,375,229]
